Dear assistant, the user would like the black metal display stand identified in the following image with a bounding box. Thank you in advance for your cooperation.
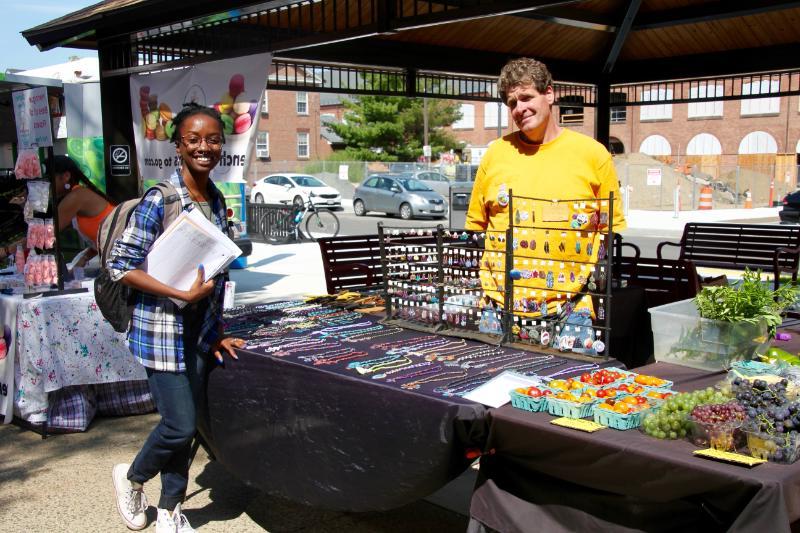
[378,191,615,361]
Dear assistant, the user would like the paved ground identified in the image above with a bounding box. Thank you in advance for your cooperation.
[0,413,470,532]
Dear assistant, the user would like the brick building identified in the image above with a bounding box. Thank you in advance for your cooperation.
[250,76,800,191]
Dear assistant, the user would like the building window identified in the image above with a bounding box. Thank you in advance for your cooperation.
[741,80,780,116]
[640,88,673,121]
[639,134,672,156]
[297,132,309,158]
[558,95,584,125]
[452,104,474,129]
[687,133,722,155]
[296,92,308,115]
[484,102,509,128]
[687,84,723,118]
[739,131,778,154]
[256,131,269,158]
[610,92,627,123]
[261,91,269,114]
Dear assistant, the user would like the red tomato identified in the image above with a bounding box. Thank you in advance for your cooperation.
[580,373,591,383]
[527,387,542,398]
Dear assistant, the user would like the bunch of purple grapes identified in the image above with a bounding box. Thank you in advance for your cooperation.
[690,402,745,424]
[732,377,800,434]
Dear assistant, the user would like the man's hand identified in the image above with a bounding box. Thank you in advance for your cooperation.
[212,336,245,363]
[184,265,215,303]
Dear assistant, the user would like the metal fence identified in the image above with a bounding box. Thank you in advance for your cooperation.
[246,202,297,242]
[615,161,798,212]
[246,158,797,213]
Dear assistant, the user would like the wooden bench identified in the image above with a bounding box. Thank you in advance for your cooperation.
[656,222,800,290]
[317,233,439,294]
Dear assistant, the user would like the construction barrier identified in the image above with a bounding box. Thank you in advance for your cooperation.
[698,185,713,210]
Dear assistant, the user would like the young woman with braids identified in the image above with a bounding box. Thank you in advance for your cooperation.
[108,103,244,533]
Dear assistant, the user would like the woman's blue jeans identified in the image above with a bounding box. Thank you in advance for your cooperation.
[127,341,208,511]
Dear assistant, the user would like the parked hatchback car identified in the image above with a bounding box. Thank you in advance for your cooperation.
[250,173,342,209]
[406,170,452,200]
[780,189,800,224]
[353,174,447,220]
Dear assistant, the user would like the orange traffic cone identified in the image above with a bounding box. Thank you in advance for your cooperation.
[744,190,753,209]
[698,185,713,210]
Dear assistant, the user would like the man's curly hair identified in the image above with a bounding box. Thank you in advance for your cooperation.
[498,58,553,103]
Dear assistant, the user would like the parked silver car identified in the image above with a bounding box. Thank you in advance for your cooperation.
[353,174,447,220]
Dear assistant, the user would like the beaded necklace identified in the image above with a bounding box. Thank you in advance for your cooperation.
[401,370,468,390]
[265,337,329,352]
[386,337,453,355]
[297,346,354,363]
[353,356,412,375]
[342,326,404,343]
[313,320,373,335]
[372,335,438,351]
[372,360,434,380]
[312,350,368,366]
[437,358,564,396]
[544,362,600,379]
[386,364,444,383]
[427,344,498,362]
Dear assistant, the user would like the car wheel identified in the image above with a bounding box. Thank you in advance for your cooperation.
[353,199,367,216]
[254,193,264,203]
[399,203,413,220]
[293,195,305,209]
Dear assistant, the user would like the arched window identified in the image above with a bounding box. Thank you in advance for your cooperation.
[639,135,671,156]
[687,133,722,155]
[609,137,625,155]
[739,131,778,154]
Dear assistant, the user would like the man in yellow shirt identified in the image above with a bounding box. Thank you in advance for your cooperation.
[465,57,626,355]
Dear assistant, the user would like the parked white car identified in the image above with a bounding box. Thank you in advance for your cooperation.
[250,173,342,209]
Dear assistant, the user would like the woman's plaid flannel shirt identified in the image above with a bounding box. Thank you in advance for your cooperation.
[107,171,227,372]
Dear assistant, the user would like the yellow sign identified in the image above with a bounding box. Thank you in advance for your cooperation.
[693,448,766,467]
[550,417,605,432]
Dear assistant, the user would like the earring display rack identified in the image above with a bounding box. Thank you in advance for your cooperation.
[378,191,615,361]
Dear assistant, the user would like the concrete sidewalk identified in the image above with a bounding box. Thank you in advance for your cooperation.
[0,415,468,532]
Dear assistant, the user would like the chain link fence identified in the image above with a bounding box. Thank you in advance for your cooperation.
[247,157,798,212]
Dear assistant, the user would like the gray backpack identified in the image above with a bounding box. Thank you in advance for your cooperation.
[94,182,182,332]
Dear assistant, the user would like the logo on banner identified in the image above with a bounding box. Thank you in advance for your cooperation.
[110,145,131,176]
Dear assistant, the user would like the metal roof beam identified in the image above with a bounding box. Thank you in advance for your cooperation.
[632,0,800,31]
[603,0,641,75]
[513,6,617,32]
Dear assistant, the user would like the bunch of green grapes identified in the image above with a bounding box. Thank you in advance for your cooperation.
[642,387,730,439]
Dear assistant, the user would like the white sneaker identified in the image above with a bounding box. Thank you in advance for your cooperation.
[156,504,196,533]
[112,463,148,530]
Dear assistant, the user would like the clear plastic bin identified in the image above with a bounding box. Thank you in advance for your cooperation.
[648,298,770,371]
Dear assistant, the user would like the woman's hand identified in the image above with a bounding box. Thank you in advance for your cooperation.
[184,265,215,303]
[212,336,244,363]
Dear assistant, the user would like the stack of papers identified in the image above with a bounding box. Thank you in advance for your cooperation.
[141,208,242,307]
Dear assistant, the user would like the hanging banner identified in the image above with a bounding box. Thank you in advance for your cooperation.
[129,53,272,182]
[12,86,53,150]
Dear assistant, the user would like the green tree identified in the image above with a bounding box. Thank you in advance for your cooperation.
[328,80,463,161]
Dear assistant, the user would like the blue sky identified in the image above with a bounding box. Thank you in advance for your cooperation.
[3,1,98,72]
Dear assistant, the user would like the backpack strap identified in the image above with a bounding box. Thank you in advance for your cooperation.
[150,181,183,232]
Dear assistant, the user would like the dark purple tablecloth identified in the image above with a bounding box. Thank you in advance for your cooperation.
[469,362,800,533]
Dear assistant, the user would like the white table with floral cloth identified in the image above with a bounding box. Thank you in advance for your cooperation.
[0,289,152,432]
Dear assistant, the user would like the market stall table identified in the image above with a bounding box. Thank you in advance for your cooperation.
[469,362,800,533]
[0,290,152,432]
[201,301,621,512]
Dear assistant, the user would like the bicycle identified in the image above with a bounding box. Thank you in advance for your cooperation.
[259,195,340,244]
